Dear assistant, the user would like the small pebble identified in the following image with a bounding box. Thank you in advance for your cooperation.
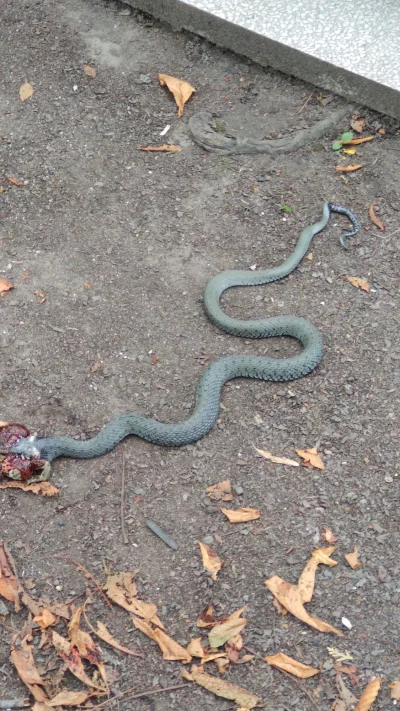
[203,535,214,545]
[341,617,352,630]
[234,485,244,495]
[134,487,145,496]
[58,518,65,526]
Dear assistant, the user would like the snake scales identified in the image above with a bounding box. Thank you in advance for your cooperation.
[12,203,359,464]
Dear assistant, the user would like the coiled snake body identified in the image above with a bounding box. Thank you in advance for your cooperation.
[12,203,359,464]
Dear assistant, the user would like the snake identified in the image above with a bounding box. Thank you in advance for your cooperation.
[10,203,359,468]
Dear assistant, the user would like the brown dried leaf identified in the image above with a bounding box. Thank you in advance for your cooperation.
[205,480,233,502]
[296,447,325,470]
[138,144,181,152]
[104,572,161,625]
[346,136,374,145]
[83,64,96,78]
[265,652,319,678]
[0,277,14,293]
[68,606,107,683]
[196,604,215,628]
[33,609,57,629]
[346,276,370,293]
[51,631,105,690]
[214,657,230,674]
[91,362,101,373]
[48,689,89,706]
[7,176,24,186]
[92,620,142,657]
[336,672,358,705]
[345,547,361,569]
[199,541,222,580]
[208,607,247,648]
[186,637,205,658]
[152,627,192,663]
[350,116,366,133]
[0,542,20,608]
[390,681,400,701]
[265,575,343,635]
[335,164,363,173]
[354,678,381,711]
[158,73,195,117]
[220,507,260,523]
[255,447,299,467]
[182,665,261,708]
[0,481,60,496]
[323,528,338,544]
[368,203,385,231]
[20,81,34,101]
[273,598,288,616]
[11,646,44,687]
[298,546,337,604]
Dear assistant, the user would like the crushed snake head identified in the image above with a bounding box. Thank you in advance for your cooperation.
[0,423,51,482]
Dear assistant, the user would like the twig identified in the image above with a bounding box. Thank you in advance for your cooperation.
[298,92,313,114]
[85,683,189,710]
[54,555,112,609]
[280,669,321,711]
[120,448,128,545]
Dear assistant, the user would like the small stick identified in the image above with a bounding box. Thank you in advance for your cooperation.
[298,92,313,114]
[85,683,189,710]
[120,448,128,545]
[54,555,112,609]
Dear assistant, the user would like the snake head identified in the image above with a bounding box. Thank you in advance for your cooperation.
[10,435,41,459]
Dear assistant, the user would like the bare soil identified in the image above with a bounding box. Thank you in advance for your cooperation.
[1,0,400,708]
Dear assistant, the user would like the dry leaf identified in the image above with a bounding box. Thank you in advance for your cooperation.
[265,652,319,678]
[138,144,181,152]
[390,681,400,701]
[343,148,356,155]
[158,73,195,117]
[0,481,60,496]
[334,663,357,676]
[220,507,260,523]
[265,575,343,635]
[354,677,381,711]
[298,547,337,603]
[273,598,288,616]
[199,541,222,580]
[7,176,24,186]
[52,631,105,690]
[255,447,299,467]
[33,609,57,629]
[226,634,243,663]
[368,203,385,231]
[48,689,89,706]
[83,282,91,289]
[345,547,361,569]
[296,447,324,470]
[214,657,230,674]
[83,64,96,78]
[205,480,233,502]
[0,277,14,293]
[335,164,363,173]
[34,289,46,304]
[104,572,162,625]
[0,542,20,608]
[336,673,358,706]
[11,641,44,686]
[91,362,101,373]
[350,116,366,133]
[182,666,261,708]
[187,637,205,658]
[346,276,370,293]
[151,354,159,365]
[68,607,107,683]
[20,81,34,101]
[346,136,374,145]
[208,607,247,648]
[90,619,142,657]
[132,616,191,662]
[197,604,215,628]
[378,127,385,135]
[324,529,338,544]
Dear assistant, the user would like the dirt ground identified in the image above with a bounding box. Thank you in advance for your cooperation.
[1,0,400,708]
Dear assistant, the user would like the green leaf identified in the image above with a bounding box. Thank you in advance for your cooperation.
[340,131,354,144]
[331,141,342,151]
[280,204,293,213]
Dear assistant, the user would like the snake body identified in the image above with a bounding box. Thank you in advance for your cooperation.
[12,203,359,464]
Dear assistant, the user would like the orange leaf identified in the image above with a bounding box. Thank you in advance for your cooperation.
[199,542,222,580]
[265,652,319,678]
[265,575,343,635]
[368,203,385,231]
[346,136,374,145]
[298,547,337,603]
[378,127,385,135]
[0,542,20,608]
[354,677,381,711]
[51,631,105,690]
[182,665,261,708]
[20,81,34,101]
[346,276,370,293]
[11,642,44,686]
[196,604,215,628]
[33,609,57,629]
[205,480,233,502]
[220,507,260,523]
[345,547,361,569]
[68,606,107,683]
[335,164,363,173]
[138,144,181,152]
[47,690,89,706]
[296,447,324,470]
[0,277,14,293]
[158,73,195,117]
[390,681,400,701]
[104,572,162,625]
[208,607,247,648]
[7,177,24,186]
[350,116,366,133]
[0,481,59,496]
[255,447,299,467]
[323,528,338,544]
[83,64,96,78]
[132,615,191,662]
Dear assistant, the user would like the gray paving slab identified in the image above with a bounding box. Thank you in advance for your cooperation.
[122,0,400,118]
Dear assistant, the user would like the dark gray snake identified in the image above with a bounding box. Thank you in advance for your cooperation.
[12,203,359,464]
